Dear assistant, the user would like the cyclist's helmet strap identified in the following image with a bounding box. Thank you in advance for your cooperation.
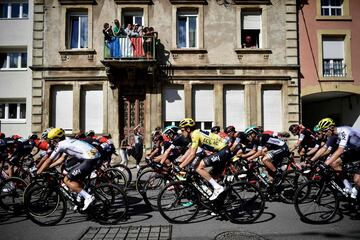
[317,118,335,130]
[179,118,195,128]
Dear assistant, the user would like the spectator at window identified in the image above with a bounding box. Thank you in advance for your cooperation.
[113,19,125,36]
[242,35,256,48]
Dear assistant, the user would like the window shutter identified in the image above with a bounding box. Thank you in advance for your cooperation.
[193,86,214,122]
[243,12,261,30]
[164,86,185,121]
[82,89,103,133]
[323,37,344,59]
[262,89,283,132]
[225,87,245,130]
[52,87,73,133]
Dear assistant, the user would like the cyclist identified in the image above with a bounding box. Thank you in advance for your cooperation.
[46,128,101,210]
[318,118,360,199]
[224,125,247,155]
[163,125,179,142]
[177,118,231,200]
[289,124,316,156]
[0,133,8,164]
[246,126,290,184]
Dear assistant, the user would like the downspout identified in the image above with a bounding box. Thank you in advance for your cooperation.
[296,0,302,124]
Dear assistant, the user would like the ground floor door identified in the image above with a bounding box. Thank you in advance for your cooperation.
[120,95,146,145]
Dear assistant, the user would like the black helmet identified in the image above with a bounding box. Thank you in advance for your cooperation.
[211,126,220,133]
[225,125,236,134]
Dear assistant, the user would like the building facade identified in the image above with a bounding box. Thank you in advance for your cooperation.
[31,0,300,148]
[0,0,33,136]
[299,0,360,128]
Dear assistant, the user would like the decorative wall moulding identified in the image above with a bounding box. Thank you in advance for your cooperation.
[233,0,271,4]
[114,0,153,4]
[58,0,97,4]
[169,0,208,5]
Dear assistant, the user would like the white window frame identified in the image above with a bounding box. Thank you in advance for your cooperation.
[0,1,28,19]
[0,50,27,70]
[67,11,88,49]
[0,102,26,123]
[321,0,343,16]
[241,10,262,49]
[176,10,198,49]
[322,36,346,77]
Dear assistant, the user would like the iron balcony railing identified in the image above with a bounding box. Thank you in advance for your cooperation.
[104,36,156,60]
[323,59,346,77]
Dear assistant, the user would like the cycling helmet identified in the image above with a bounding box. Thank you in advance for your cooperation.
[317,118,335,130]
[163,125,179,135]
[47,128,65,140]
[29,134,38,140]
[41,128,53,139]
[211,126,220,133]
[179,118,196,128]
[289,124,300,134]
[313,125,320,133]
[0,132,5,139]
[12,135,22,140]
[74,131,85,139]
[225,125,235,134]
[244,125,260,136]
[85,130,95,137]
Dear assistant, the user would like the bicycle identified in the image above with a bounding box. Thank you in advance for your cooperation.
[294,161,360,224]
[24,170,128,226]
[157,169,265,224]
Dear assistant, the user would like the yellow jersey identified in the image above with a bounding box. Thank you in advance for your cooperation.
[190,129,227,152]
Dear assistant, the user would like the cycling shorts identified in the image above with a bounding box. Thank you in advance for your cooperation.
[266,147,290,166]
[203,147,232,168]
[67,157,101,181]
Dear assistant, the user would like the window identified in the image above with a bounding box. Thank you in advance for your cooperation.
[224,86,245,131]
[262,87,283,132]
[122,9,143,26]
[0,1,28,19]
[51,86,73,133]
[81,87,103,134]
[177,9,198,48]
[193,85,214,130]
[241,10,261,48]
[322,36,345,77]
[321,0,342,16]
[0,50,27,69]
[0,102,26,120]
[67,11,88,49]
[163,85,185,127]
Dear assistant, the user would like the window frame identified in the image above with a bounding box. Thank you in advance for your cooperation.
[0,1,29,19]
[176,9,198,49]
[316,0,351,20]
[241,9,262,49]
[192,85,214,131]
[0,49,27,70]
[0,101,26,122]
[67,11,88,49]
[317,29,352,81]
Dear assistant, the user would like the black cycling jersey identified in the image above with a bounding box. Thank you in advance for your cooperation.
[298,128,316,148]
[258,134,287,150]
[10,139,35,165]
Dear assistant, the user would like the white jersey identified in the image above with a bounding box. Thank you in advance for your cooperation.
[337,126,360,150]
[49,139,101,160]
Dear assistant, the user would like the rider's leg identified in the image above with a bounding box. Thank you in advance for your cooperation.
[262,156,276,173]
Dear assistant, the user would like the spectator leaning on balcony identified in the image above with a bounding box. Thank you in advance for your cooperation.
[103,22,114,57]
[113,19,126,36]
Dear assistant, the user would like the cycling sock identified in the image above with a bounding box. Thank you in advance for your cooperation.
[209,178,221,189]
[79,190,91,199]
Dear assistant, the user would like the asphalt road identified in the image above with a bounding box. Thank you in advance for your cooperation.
[0,183,359,240]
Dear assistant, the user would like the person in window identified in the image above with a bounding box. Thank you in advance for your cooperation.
[242,35,256,48]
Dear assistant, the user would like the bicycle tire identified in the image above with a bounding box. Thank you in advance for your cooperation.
[157,181,200,223]
[136,169,157,195]
[294,180,339,224]
[90,183,128,224]
[102,168,128,191]
[0,177,27,213]
[112,163,132,187]
[279,170,308,204]
[143,174,169,210]
[24,185,67,226]
[136,165,151,179]
[223,181,265,224]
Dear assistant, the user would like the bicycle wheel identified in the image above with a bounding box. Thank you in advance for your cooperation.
[157,181,200,223]
[90,183,128,224]
[279,170,308,204]
[224,181,265,224]
[112,163,132,187]
[143,174,168,210]
[294,180,339,224]
[24,185,67,226]
[103,168,128,190]
[136,169,157,195]
[0,177,27,213]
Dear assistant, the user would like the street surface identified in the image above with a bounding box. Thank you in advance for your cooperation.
[0,167,359,240]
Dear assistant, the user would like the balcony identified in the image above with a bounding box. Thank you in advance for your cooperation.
[323,59,346,77]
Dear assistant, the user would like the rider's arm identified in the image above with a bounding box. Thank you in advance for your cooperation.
[179,147,196,168]
[325,146,344,166]
[306,144,319,157]
[49,153,67,169]
[241,147,256,159]
[247,147,263,161]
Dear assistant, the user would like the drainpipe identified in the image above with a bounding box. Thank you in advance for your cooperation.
[296,0,302,124]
